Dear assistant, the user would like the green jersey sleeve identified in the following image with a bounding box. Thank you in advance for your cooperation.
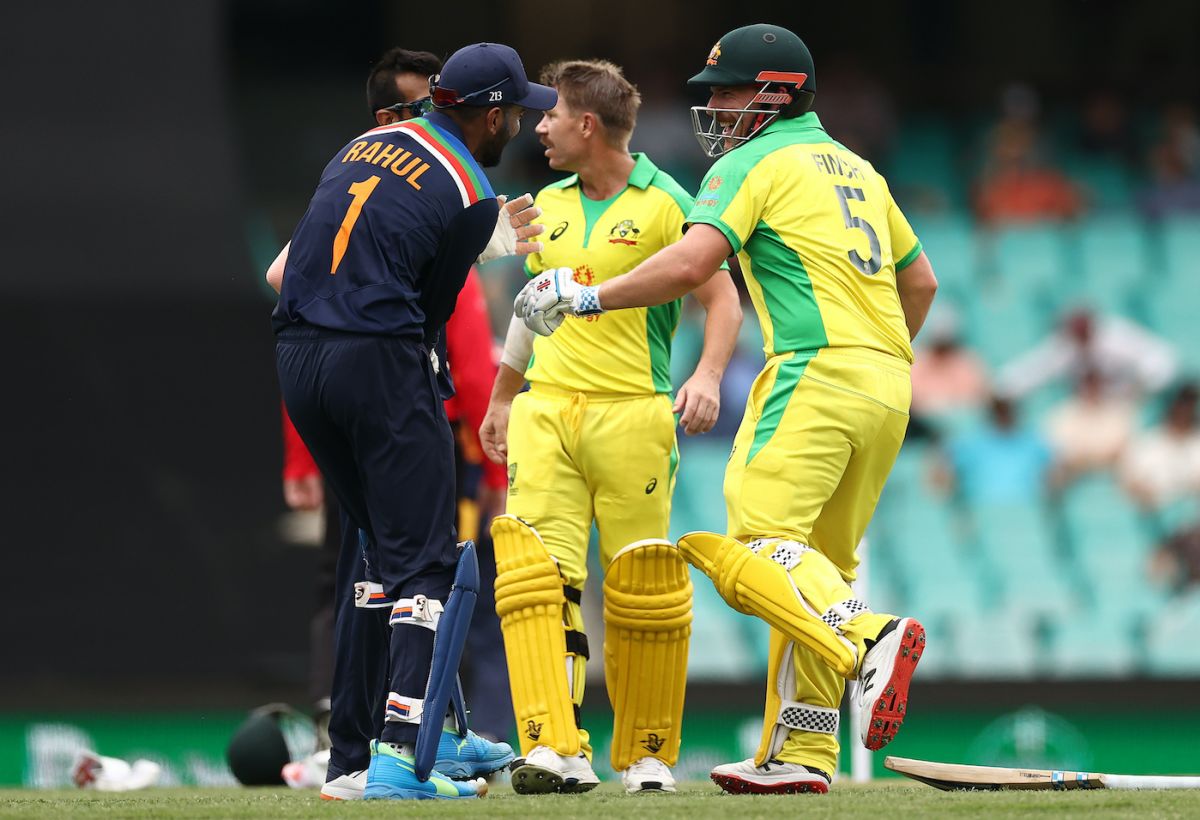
[685,151,771,254]
[883,180,922,270]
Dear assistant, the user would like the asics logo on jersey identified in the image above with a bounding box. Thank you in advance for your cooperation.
[645,478,658,494]
[549,221,569,240]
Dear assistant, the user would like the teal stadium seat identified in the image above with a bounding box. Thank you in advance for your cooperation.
[997,225,1072,313]
[1160,215,1200,283]
[1076,215,1151,318]
[884,119,967,211]
[952,609,1039,679]
[963,226,1065,367]
[969,502,1080,621]
[686,575,768,679]
[871,445,992,624]
[1146,217,1200,369]
[910,216,976,307]
[1065,157,1135,212]
[1057,475,1168,620]
[670,440,772,679]
[1144,589,1200,676]
[1047,606,1139,678]
[670,439,730,538]
[964,280,1049,369]
[992,225,1071,295]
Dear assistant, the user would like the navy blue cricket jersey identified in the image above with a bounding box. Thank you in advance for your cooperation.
[273,112,500,340]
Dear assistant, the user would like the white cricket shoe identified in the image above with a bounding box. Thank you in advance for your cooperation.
[710,758,830,795]
[621,756,676,793]
[855,616,926,751]
[320,769,366,801]
[510,745,599,794]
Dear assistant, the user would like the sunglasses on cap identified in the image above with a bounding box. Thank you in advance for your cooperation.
[381,97,432,118]
[428,74,509,108]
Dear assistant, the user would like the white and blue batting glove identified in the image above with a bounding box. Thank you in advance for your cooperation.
[525,305,566,336]
[514,267,604,336]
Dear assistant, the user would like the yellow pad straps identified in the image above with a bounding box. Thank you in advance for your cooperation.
[492,515,581,756]
[677,532,864,677]
[603,540,693,771]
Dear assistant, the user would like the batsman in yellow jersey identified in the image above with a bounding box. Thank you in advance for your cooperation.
[515,24,940,796]
[479,60,741,795]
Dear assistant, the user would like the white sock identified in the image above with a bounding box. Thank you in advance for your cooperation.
[384,741,416,757]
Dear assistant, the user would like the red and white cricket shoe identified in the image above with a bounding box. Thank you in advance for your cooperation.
[710,758,830,795]
[855,617,925,751]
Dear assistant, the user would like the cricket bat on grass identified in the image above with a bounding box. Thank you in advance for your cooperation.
[885,756,1200,791]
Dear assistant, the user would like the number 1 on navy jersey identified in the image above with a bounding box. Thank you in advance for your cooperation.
[331,175,381,274]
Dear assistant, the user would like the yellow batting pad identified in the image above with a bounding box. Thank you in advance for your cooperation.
[603,540,693,771]
[492,515,579,756]
[677,532,862,677]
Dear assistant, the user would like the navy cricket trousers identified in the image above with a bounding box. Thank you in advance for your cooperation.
[276,326,458,755]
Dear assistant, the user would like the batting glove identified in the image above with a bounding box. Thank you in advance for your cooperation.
[513,267,604,336]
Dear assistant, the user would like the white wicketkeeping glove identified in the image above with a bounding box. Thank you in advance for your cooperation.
[513,267,604,336]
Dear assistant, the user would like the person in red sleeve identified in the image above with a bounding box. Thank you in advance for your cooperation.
[443,267,510,532]
[282,407,323,512]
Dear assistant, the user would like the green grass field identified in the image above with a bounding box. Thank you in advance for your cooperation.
[3,782,1199,819]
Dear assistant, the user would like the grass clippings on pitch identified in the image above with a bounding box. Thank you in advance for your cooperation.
[2,781,1199,819]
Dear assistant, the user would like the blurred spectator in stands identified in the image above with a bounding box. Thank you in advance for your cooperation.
[816,55,897,163]
[910,310,989,426]
[1120,382,1200,512]
[996,307,1178,400]
[1152,520,1200,592]
[934,394,1053,507]
[1077,91,1138,166]
[1044,368,1135,487]
[974,85,1082,223]
[1138,102,1200,219]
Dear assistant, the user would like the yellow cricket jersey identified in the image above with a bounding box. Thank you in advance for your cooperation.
[688,112,922,364]
[524,153,694,395]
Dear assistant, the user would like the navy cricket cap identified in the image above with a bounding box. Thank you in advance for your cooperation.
[432,43,558,111]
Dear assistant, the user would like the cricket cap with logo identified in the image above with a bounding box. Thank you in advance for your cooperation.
[687,23,816,99]
[431,43,558,110]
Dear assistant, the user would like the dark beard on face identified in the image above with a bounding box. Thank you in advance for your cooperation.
[477,127,511,165]
[477,114,515,167]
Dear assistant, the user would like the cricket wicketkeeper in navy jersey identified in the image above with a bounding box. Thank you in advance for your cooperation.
[270,43,556,800]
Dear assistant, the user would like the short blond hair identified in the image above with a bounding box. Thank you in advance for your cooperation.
[539,59,641,146]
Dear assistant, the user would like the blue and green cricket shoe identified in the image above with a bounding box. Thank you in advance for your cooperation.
[363,740,487,800]
[435,727,516,779]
